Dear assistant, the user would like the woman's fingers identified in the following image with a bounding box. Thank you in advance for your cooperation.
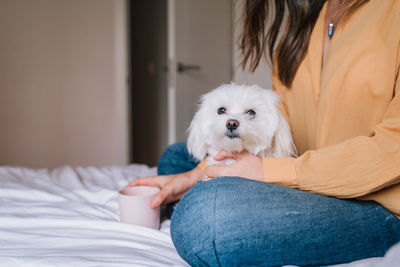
[150,187,172,208]
[213,150,238,161]
[127,169,204,209]
[164,192,185,205]
[205,165,231,178]
[126,176,175,208]
[149,176,190,208]
[126,176,159,188]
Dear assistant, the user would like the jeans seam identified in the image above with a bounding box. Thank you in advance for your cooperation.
[212,184,222,267]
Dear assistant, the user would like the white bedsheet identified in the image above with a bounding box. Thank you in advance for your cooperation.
[0,164,189,266]
[0,164,399,267]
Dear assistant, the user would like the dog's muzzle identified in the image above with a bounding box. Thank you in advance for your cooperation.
[226,119,240,138]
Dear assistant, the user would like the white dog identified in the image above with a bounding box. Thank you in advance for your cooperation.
[187,83,296,166]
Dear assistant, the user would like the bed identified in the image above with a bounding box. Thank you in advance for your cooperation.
[0,164,188,266]
[0,164,398,267]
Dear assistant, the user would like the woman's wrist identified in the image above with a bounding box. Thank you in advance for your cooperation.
[188,166,207,183]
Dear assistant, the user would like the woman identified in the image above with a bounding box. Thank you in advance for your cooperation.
[129,0,400,266]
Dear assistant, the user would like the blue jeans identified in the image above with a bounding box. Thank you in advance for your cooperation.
[159,143,400,266]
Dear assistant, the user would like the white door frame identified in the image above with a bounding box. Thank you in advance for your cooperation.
[167,0,177,145]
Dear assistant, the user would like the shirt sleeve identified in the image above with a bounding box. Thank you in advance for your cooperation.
[264,73,400,199]
[263,71,298,188]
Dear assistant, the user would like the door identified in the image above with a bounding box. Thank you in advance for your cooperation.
[168,0,233,144]
[130,0,168,166]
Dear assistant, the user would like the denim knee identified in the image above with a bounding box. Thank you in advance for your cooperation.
[170,180,221,267]
[170,177,271,266]
[171,177,400,266]
[157,142,199,175]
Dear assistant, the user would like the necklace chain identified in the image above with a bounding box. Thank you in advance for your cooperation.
[326,0,349,38]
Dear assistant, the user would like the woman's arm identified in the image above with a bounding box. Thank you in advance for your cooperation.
[127,166,206,208]
[289,86,400,198]
[208,75,400,199]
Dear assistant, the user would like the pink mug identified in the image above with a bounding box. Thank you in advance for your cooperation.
[118,186,160,229]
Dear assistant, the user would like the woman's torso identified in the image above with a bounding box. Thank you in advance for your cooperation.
[274,0,400,155]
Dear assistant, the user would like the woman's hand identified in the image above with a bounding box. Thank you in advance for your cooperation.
[126,167,206,208]
[205,151,264,182]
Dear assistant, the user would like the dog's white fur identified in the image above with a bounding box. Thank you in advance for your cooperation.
[187,83,296,165]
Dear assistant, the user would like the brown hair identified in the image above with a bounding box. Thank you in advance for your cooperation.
[240,0,369,87]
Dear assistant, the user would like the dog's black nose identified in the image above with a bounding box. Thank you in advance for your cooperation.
[226,119,239,131]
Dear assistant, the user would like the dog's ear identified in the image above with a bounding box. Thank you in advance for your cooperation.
[187,102,208,161]
[273,114,297,157]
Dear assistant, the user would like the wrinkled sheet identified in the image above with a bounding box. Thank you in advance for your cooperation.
[332,241,400,267]
[0,165,398,267]
[0,165,189,266]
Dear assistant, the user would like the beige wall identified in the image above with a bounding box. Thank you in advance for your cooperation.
[0,0,129,168]
[0,0,269,168]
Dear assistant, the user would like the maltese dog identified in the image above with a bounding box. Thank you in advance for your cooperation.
[187,83,296,166]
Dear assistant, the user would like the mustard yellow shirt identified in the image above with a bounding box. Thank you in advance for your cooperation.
[263,0,400,217]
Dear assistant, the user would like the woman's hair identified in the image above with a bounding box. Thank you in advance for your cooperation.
[240,0,368,87]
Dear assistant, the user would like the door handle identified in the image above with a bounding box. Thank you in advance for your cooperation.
[176,62,201,73]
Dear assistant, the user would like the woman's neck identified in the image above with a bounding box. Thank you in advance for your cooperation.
[322,0,351,66]
[325,0,351,38]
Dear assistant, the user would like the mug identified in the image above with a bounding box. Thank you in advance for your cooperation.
[118,186,160,229]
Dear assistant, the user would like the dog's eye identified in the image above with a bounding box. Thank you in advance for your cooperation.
[247,109,256,116]
[217,107,226,115]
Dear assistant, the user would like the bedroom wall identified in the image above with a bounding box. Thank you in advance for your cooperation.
[0,0,129,168]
